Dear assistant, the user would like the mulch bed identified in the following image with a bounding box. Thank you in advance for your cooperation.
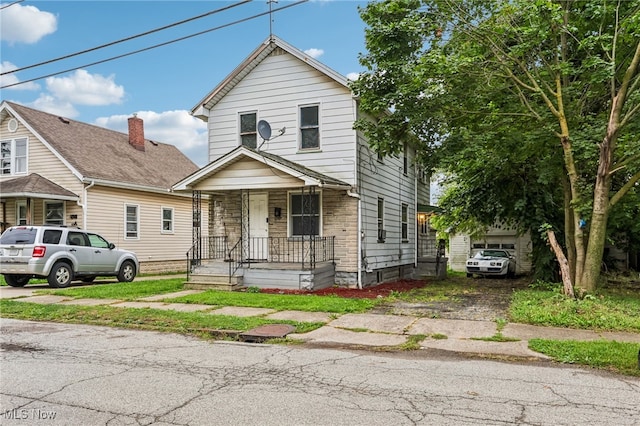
[258,279,428,299]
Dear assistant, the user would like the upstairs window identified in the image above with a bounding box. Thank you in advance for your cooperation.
[403,144,408,176]
[1,138,27,175]
[239,112,257,149]
[300,105,319,150]
[377,197,385,242]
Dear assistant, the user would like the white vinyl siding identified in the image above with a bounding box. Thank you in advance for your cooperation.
[85,186,204,262]
[206,50,356,185]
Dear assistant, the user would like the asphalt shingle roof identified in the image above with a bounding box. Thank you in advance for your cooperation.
[6,102,200,189]
[0,173,78,199]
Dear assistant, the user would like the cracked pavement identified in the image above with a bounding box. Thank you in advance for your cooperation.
[1,318,639,425]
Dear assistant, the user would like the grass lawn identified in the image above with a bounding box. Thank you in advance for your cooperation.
[0,300,323,336]
[509,288,640,332]
[165,291,378,313]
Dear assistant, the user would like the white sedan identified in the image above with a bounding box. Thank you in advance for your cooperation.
[466,249,516,278]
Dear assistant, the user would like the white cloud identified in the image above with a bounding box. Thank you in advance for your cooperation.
[0,3,57,44]
[95,110,209,166]
[46,70,125,106]
[0,61,40,90]
[29,94,78,118]
[346,72,360,81]
[304,48,324,59]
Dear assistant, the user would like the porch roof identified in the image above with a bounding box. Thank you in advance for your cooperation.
[173,146,351,192]
[0,173,79,201]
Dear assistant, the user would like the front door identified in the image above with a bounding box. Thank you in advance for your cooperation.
[247,192,268,260]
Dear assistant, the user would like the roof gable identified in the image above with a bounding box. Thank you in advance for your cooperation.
[1,101,199,190]
[192,35,351,119]
[173,146,350,192]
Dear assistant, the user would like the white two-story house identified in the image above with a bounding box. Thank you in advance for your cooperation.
[174,36,436,290]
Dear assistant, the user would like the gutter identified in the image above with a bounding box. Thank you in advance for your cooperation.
[78,180,95,229]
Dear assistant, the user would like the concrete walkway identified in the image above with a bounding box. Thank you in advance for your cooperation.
[2,285,640,360]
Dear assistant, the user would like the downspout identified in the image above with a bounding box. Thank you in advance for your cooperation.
[346,188,361,289]
[79,180,95,229]
[414,163,418,269]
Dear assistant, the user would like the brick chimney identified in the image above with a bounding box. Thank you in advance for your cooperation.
[128,114,145,151]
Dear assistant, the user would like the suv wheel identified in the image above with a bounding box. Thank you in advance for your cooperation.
[48,262,73,288]
[4,274,30,287]
[117,260,136,282]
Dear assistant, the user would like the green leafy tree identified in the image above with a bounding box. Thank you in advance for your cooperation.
[351,0,640,293]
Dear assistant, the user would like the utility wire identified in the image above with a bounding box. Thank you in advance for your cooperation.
[0,0,24,11]
[1,0,307,90]
[1,0,252,76]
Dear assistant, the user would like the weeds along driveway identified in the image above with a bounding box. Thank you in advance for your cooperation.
[370,276,531,321]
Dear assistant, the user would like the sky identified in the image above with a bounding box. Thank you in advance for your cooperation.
[0,0,370,166]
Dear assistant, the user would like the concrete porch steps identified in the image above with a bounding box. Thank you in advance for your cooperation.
[184,274,244,291]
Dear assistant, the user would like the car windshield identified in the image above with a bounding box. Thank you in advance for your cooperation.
[476,250,509,258]
[0,227,37,245]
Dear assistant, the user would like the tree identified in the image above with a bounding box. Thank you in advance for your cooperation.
[351,0,640,293]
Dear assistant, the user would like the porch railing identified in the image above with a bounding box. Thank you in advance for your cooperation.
[186,236,335,281]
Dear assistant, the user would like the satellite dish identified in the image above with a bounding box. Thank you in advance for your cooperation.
[257,120,272,140]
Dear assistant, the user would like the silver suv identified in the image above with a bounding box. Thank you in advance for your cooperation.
[0,225,139,288]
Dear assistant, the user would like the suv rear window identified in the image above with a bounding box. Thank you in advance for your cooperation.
[0,228,38,245]
[43,230,63,244]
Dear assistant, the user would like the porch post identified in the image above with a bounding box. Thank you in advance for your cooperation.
[192,190,202,265]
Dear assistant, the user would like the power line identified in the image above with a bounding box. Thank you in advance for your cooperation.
[1,0,308,90]
[0,1,24,11]
[1,0,252,76]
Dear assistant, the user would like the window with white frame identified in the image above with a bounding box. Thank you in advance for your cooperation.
[401,203,408,241]
[289,192,321,236]
[161,207,174,233]
[403,144,408,176]
[377,197,385,242]
[239,112,257,148]
[16,201,28,225]
[125,204,139,239]
[299,105,319,150]
[1,138,27,175]
[44,201,64,225]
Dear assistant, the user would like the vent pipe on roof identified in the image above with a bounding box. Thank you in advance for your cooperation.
[128,114,145,151]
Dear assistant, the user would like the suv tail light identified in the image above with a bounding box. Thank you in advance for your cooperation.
[33,246,46,258]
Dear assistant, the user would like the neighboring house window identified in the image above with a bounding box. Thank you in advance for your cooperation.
[44,201,64,226]
[289,192,321,236]
[401,203,408,241]
[377,197,385,242]
[125,204,139,239]
[1,138,27,175]
[16,201,28,225]
[300,105,319,150]
[240,112,257,148]
[403,144,408,176]
[161,207,174,233]
[377,151,384,163]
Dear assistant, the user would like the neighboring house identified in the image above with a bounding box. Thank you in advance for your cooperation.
[449,226,533,275]
[173,36,438,290]
[0,101,205,273]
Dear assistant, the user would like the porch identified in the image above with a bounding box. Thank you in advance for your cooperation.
[185,236,336,291]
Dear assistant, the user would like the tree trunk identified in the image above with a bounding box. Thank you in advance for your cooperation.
[547,229,574,298]
[561,172,576,283]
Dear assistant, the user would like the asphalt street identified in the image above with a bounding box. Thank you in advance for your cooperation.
[1,318,639,425]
